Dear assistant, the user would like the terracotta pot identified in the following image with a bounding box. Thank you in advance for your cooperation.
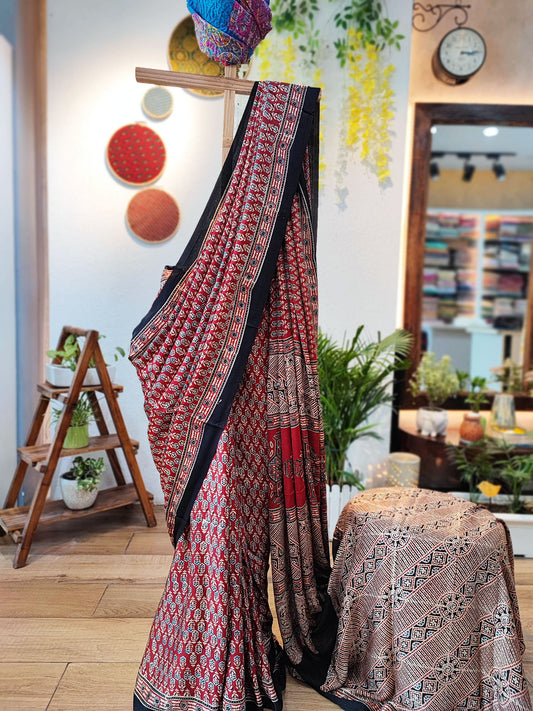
[459,412,484,443]
[416,407,447,438]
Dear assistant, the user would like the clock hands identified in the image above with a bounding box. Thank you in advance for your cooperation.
[460,50,480,55]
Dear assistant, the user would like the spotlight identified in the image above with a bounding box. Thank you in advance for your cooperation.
[462,162,475,182]
[483,126,499,137]
[493,162,506,181]
[430,161,440,180]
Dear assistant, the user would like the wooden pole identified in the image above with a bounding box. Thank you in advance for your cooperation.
[222,66,237,162]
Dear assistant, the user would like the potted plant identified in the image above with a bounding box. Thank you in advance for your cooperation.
[46,334,125,387]
[459,375,489,443]
[317,326,412,535]
[52,393,96,449]
[490,358,522,430]
[60,455,105,509]
[448,437,533,555]
[408,352,459,437]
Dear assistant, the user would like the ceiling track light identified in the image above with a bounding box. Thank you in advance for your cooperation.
[493,162,506,181]
[430,151,514,182]
[430,161,440,180]
[462,160,475,182]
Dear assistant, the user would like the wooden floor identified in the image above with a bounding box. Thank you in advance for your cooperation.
[0,504,532,710]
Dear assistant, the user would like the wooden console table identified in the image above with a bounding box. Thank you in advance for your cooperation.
[397,409,533,492]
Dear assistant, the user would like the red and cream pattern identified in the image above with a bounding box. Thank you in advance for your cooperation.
[130,82,329,710]
[135,316,284,710]
[107,123,166,185]
[325,488,532,711]
[127,189,180,243]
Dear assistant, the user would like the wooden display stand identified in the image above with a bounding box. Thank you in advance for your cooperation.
[0,326,157,568]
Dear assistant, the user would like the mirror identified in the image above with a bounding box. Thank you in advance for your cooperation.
[401,104,533,407]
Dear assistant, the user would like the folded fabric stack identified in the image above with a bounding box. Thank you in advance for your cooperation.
[498,271,524,296]
[482,298,494,322]
[520,241,531,267]
[500,217,533,241]
[485,215,501,240]
[437,269,456,294]
[425,241,449,267]
[425,214,441,237]
[458,214,479,241]
[456,268,476,293]
[454,245,477,267]
[422,296,439,321]
[483,244,500,268]
[483,271,500,295]
[498,243,521,269]
[423,268,439,294]
[438,213,461,228]
[492,298,515,317]
[456,293,475,317]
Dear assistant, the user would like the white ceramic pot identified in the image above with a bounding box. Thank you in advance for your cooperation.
[46,363,116,387]
[416,406,448,438]
[491,393,516,429]
[60,474,98,510]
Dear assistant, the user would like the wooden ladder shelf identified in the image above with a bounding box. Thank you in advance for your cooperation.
[0,326,157,567]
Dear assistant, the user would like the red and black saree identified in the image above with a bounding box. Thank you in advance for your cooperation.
[130,81,339,711]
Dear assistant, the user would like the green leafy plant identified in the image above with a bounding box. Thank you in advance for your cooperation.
[409,352,459,408]
[455,369,469,391]
[51,393,96,428]
[318,326,412,486]
[63,455,105,493]
[491,358,523,393]
[448,437,505,503]
[332,0,405,65]
[448,437,533,513]
[47,334,125,370]
[465,376,489,413]
[47,334,81,371]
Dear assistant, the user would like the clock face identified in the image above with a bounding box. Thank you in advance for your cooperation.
[438,28,486,79]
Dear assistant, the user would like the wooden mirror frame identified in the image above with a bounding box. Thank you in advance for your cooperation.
[400,103,533,409]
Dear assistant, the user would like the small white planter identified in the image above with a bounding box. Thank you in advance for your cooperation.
[452,492,533,558]
[416,406,448,437]
[497,513,533,558]
[327,484,359,540]
[60,474,98,510]
[46,363,116,387]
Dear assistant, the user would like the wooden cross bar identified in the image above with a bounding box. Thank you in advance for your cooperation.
[136,65,255,162]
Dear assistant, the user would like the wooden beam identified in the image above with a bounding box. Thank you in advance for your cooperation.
[135,67,255,94]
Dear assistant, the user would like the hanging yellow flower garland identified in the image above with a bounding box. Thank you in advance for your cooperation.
[346,29,395,183]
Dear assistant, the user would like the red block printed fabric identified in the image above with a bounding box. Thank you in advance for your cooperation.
[130,81,335,711]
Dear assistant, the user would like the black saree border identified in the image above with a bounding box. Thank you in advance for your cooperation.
[171,83,321,546]
[131,82,260,341]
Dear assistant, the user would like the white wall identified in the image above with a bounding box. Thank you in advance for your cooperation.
[0,34,17,504]
[47,1,413,500]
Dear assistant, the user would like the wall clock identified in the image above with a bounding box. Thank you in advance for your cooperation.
[432,27,487,85]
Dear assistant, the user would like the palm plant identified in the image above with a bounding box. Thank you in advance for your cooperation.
[317,326,412,486]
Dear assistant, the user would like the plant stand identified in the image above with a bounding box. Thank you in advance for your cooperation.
[0,326,157,568]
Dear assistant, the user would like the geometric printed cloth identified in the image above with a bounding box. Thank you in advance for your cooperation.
[187,0,272,65]
[130,81,336,710]
[325,488,532,711]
